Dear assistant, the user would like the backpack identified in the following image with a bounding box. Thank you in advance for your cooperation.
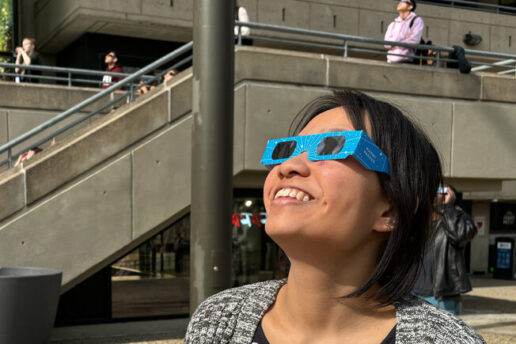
[409,16,431,65]
[447,45,472,74]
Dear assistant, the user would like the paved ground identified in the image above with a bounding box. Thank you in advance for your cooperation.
[51,318,189,344]
[50,274,516,343]
[460,275,516,343]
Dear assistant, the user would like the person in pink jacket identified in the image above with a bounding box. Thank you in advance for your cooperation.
[384,0,424,63]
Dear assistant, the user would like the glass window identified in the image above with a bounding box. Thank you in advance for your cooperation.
[490,202,516,234]
[232,197,289,287]
[110,195,289,319]
[111,216,190,318]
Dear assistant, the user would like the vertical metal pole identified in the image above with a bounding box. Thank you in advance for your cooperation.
[191,0,234,312]
[68,72,72,87]
[160,233,164,272]
[344,41,349,57]
[238,25,243,46]
[436,50,441,68]
[7,148,12,168]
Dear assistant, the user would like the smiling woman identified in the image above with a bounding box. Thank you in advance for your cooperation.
[185,89,485,344]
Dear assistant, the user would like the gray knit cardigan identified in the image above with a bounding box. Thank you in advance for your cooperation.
[185,279,485,344]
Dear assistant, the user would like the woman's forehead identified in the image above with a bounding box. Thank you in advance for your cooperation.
[300,106,373,136]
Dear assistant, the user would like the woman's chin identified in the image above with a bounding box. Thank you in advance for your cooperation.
[265,220,304,238]
[265,228,297,243]
[265,223,320,250]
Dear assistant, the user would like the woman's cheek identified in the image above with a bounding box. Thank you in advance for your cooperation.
[263,170,276,211]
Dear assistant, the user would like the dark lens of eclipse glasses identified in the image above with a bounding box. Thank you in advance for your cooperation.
[272,140,297,160]
[316,136,346,156]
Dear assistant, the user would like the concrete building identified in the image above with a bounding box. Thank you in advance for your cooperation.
[14,0,516,67]
[0,0,515,325]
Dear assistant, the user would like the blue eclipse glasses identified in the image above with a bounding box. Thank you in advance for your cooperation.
[437,186,448,194]
[261,131,390,175]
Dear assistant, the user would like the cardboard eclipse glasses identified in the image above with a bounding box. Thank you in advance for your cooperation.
[261,130,390,175]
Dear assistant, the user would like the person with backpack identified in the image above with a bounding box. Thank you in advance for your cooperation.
[384,0,424,64]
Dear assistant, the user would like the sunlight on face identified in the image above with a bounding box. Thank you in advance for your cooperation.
[263,107,391,259]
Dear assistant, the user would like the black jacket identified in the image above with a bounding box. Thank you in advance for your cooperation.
[433,204,477,299]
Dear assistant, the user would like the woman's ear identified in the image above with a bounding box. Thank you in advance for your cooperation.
[372,202,397,233]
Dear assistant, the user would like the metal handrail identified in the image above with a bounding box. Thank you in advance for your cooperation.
[1,55,192,87]
[0,72,117,86]
[0,62,156,79]
[236,21,516,62]
[245,32,516,72]
[0,61,157,87]
[0,41,193,168]
[499,68,516,75]
[3,19,515,167]
[235,21,516,75]
[137,55,193,91]
[418,0,516,14]
[471,59,516,72]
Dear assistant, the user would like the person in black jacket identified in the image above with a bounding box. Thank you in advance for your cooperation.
[415,184,477,314]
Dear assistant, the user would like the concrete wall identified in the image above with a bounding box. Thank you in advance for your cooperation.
[1,47,515,290]
[0,81,123,165]
[234,47,516,181]
[0,81,117,111]
[32,0,516,55]
[470,201,490,274]
[33,0,193,52]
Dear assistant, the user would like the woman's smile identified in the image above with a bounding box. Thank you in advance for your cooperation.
[273,186,314,202]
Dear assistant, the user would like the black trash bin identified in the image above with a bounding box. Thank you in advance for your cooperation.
[0,266,62,344]
[493,237,516,280]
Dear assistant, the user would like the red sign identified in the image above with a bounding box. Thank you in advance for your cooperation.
[232,212,267,228]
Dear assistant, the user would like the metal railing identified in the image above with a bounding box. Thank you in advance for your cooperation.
[0,59,189,87]
[235,21,516,73]
[418,0,516,15]
[0,41,193,168]
[3,19,516,169]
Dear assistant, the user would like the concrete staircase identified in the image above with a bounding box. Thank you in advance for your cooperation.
[0,70,195,291]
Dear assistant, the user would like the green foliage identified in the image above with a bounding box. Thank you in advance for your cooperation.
[0,0,13,52]
[0,0,13,81]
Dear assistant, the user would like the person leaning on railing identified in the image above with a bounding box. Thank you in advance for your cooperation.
[14,138,56,167]
[384,0,424,64]
[137,69,177,95]
[101,51,123,89]
[14,38,41,83]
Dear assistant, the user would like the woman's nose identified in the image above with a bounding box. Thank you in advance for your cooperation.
[278,152,310,178]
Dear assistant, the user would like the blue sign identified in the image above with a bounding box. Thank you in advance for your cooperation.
[496,242,512,270]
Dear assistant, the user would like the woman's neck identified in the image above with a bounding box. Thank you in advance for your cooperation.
[399,11,411,20]
[263,256,396,343]
[285,261,388,327]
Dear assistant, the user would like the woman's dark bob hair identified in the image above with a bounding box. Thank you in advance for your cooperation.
[290,89,442,306]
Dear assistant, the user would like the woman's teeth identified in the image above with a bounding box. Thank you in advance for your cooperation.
[274,188,312,201]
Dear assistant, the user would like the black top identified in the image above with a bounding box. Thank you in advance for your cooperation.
[252,321,396,344]
[28,51,41,66]
[412,247,434,297]
[20,51,41,83]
